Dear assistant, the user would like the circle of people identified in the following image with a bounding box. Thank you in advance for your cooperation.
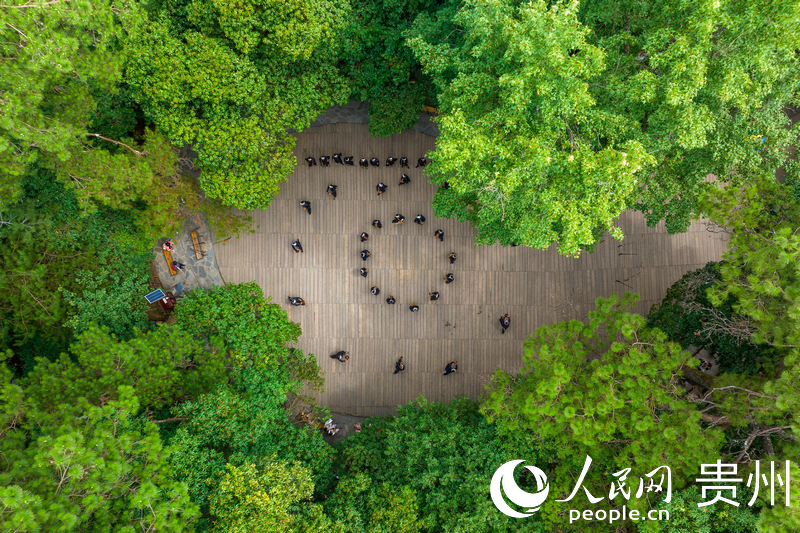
[287,154,512,377]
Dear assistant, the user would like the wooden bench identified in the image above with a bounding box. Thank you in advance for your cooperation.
[163,249,177,276]
[190,231,205,260]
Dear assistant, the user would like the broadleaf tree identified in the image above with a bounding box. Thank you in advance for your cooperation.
[407,0,652,256]
[581,0,800,233]
[126,0,351,210]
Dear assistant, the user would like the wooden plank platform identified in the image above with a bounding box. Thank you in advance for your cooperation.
[215,123,729,416]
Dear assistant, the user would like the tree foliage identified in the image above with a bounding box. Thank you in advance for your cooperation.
[699,177,800,350]
[210,460,323,533]
[175,282,322,388]
[482,293,724,529]
[0,169,156,349]
[582,0,800,233]
[339,0,439,136]
[22,325,227,413]
[408,0,652,255]
[0,362,198,532]
[336,396,547,532]
[407,0,800,253]
[323,473,422,533]
[126,0,351,210]
[167,366,332,530]
[0,0,136,204]
[646,262,775,374]
[638,486,758,533]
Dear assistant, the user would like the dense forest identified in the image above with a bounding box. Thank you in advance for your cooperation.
[1,0,799,531]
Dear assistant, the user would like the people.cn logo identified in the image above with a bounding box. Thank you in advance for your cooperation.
[490,460,550,518]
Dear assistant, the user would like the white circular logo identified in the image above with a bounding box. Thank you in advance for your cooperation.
[490,460,550,518]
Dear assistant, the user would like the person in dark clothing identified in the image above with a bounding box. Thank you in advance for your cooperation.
[409,303,419,312]
[394,357,405,374]
[291,240,303,253]
[359,158,368,168]
[300,200,311,215]
[326,184,337,198]
[171,260,186,274]
[370,286,380,295]
[331,351,349,362]
[386,295,396,305]
[360,268,369,277]
[344,156,354,166]
[333,153,344,165]
[500,314,510,334]
[442,181,450,189]
[372,219,383,229]
[386,157,397,166]
[429,291,439,301]
[288,296,307,306]
[392,214,405,225]
[416,157,427,168]
[443,360,458,375]
[360,250,371,261]
[434,229,444,241]
[376,182,388,195]
[399,174,410,185]
[360,232,369,242]
[370,157,380,167]
[305,156,317,167]
[444,273,454,284]
[414,215,426,226]
[319,155,330,166]
[447,252,457,264]
[399,156,409,168]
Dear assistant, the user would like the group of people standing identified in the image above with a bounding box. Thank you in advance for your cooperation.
[294,151,511,377]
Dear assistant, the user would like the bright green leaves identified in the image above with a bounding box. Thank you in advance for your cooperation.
[483,293,724,528]
[700,177,800,349]
[0,367,198,532]
[210,460,318,533]
[174,282,305,372]
[409,0,651,255]
[0,0,136,204]
[168,367,333,521]
[585,0,800,234]
[127,0,351,210]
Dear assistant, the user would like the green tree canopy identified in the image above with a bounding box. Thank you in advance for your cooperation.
[22,325,227,414]
[582,0,800,233]
[210,460,326,533]
[699,177,800,350]
[482,293,724,530]
[0,0,136,204]
[167,367,332,530]
[0,361,198,532]
[407,0,652,255]
[174,282,322,388]
[336,396,547,532]
[0,169,157,350]
[646,262,776,374]
[126,0,351,210]
[407,0,799,253]
[339,0,439,136]
[323,473,422,533]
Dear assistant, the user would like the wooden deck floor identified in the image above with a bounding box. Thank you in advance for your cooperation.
[215,123,729,417]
